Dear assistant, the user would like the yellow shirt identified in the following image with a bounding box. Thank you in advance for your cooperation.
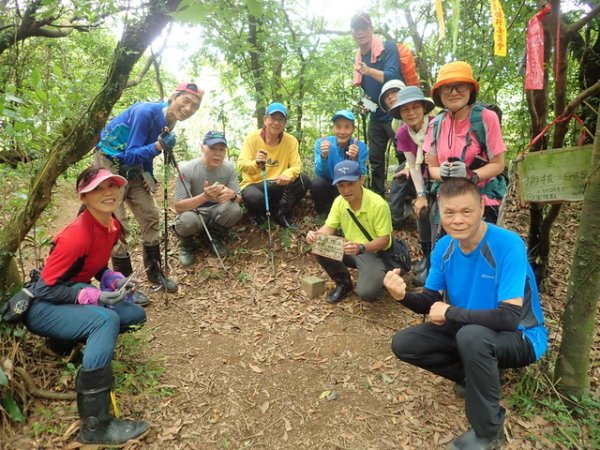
[326,187,392,249]
[237,129,302,190]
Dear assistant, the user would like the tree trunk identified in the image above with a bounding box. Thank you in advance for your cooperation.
[248,12,265,128]
[554,109,600,400]
[0,0,181,296]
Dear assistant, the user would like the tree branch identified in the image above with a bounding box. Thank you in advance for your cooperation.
[562,80,600,117]
[565,3,600,37]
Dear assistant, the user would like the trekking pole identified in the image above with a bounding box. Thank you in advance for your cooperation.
[161,158,170,306]
[261,165,275,275]
[160,134,226,271]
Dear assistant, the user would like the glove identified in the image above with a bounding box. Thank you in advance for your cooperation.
[99,290,128,306]
[159,131,177,151]
[449,160,468,178]
[439,161,452,179]
[114,277,138,293]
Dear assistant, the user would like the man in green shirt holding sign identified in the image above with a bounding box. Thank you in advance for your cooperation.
[306,160,393,304]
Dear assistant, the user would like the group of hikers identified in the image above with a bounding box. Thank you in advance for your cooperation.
[16,11,548,450]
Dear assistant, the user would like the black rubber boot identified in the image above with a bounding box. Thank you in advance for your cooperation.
[274,178,308,229]
[412,241,431,274]
[76,366,149,446]
[178,236,197,267]
[111,254,150,306]
[143,244,178,293]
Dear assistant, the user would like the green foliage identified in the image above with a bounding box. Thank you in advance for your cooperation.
[2,392,25,422]
[237,270,251,284]
[508,364,600,449]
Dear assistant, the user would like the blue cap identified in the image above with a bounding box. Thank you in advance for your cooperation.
[265,102,288,117]
[332,160,361,185]
[331,109,356,123]
[203,130,227,147]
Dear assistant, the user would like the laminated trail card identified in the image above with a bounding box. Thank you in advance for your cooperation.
[311,233,345,261]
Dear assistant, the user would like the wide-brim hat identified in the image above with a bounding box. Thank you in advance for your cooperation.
[378,79,407,112]
[388,86,435,119]
[431,61,480,100]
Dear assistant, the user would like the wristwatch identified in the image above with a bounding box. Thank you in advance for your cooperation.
[470,172,480,184]
[358,244,366,254]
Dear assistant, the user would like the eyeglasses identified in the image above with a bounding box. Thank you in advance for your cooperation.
[267,115,287,124]
[439,83,471,95]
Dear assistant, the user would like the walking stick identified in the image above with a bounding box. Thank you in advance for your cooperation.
[261,166,275,275]
[161,159,170,306]
[161,134,226,271]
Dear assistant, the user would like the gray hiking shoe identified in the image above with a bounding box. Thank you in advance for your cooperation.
[448,427,504,450]
[179,245,196,267]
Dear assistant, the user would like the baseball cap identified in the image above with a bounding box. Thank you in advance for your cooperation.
[331,109,356,122]
[332,160,361,185]
[265,102,288,117]
[351,12,372,29]
[77,169,127,194]
[203,130,228,147]
[175,81,204,98]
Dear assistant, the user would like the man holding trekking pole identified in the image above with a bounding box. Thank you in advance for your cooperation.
[93,81,204,293]
[173,131,242,266]
[238,102,310,229]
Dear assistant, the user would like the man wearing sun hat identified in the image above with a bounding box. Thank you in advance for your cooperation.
[351,11,402,197]
[310,109,368,221]
[173,130,242,266]
[306,160,393,304]
[94,81,204,293]
[238,102,310,228]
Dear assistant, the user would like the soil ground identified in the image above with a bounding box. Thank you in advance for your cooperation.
[2,179,599,450]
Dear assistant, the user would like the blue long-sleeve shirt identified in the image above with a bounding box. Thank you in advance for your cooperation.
[361,40,401,123]
[314,136,368,182]
[98,101,167,175]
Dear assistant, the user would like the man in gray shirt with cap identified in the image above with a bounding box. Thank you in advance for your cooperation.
[173,131,242,266]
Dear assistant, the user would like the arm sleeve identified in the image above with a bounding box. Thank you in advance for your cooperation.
[383,41,401,83]
[117,109,161,166]
[405,152,425,193]
[401,288,443,314]
[445,302,522,331]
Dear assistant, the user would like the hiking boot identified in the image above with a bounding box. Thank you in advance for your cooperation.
[327,281,352,304]
[143,244,177,293]
[208,236,228,257]
[448,427,504,450]
[111,254,150,305]
[130,290,150,306]
[178,236,196,267]
[412,257,428,274]
[453,381,466,398]
[250,214,265,228]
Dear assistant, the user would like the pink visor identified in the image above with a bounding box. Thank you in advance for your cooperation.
[175,81,204,98]
[78,169,127,194]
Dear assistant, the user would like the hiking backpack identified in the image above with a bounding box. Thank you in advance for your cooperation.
[396,43,420,87]
[431,103,503,163]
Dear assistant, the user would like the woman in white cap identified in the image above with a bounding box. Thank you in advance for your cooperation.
[24,167,149,446]
[388,86,436,286]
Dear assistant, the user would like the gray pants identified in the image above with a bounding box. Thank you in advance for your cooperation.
[174,201,242,238]
[315,253,387,301]
[93,153,160,257]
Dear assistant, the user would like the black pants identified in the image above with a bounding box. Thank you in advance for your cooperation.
[309,176,339,216]
[242,173,310,217]
[389,174,416,230]
[367,120,401,196]
[391,322,535,438]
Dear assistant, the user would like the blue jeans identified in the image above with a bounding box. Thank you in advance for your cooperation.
[25,300,146,370]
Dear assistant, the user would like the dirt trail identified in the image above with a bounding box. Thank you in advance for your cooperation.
[7,185,594,450]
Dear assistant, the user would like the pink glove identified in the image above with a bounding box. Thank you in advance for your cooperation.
[78,287,101,305]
